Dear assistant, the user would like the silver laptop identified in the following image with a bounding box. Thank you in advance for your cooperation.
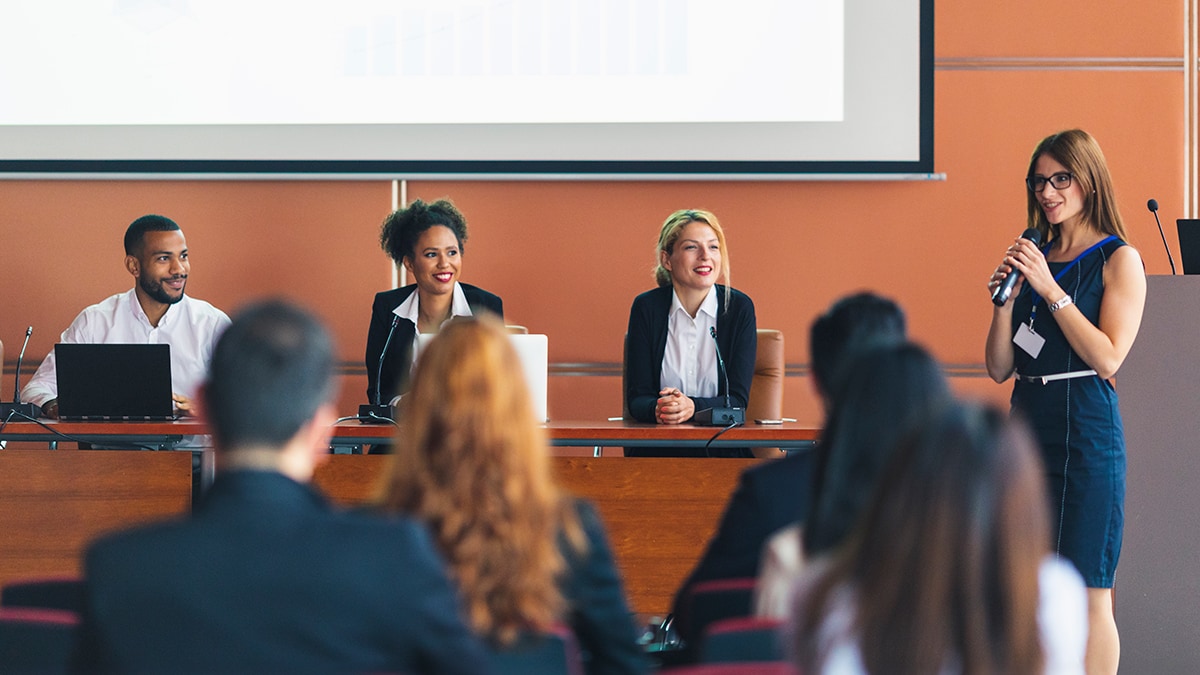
[416,333,549,422]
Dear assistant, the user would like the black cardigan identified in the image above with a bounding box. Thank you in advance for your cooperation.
[624,285,756,423]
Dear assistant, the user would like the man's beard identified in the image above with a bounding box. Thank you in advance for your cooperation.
[140,275,186,305]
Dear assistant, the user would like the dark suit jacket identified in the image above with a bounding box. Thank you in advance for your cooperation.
[73,471,490,675]
[559,499,649,675]
[365,283,504,403]
[669,450,818,643]
[624,285,756,424]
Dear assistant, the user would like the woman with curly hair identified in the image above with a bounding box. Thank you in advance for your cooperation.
[374,316,646,675]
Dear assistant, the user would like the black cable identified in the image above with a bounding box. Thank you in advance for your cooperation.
[703,420,742,458]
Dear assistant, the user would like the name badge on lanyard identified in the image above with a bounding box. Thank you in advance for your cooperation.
[1014,322,1045,358]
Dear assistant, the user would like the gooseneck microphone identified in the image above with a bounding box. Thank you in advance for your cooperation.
[359,316,400,423]
[692,327,745,426]
[2,326,40,420]
[1147,199,1177,275]
[992,228,1043,306]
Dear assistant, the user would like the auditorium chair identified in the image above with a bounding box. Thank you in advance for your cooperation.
[487,625,584,675]
[0,577,85,614]
[699,616,786,664]
[0,607,79,674]
[673,577,758,663]
[661,662,800,675]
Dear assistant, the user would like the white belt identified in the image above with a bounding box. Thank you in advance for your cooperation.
[1016,369,1098,385]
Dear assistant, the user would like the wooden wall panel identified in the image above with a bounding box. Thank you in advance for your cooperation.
[938,2,1184,57]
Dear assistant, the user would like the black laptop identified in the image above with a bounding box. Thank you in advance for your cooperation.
[54,343,176,420]
[1177,219,1200,274]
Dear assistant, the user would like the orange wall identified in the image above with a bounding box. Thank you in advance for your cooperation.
[1,4,1190,425]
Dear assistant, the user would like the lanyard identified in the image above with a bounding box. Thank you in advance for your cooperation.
[1028,235,1117,325]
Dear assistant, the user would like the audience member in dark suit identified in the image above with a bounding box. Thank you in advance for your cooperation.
[625,208,756,457]
[668,292,907,649]
[374,316,648,675]
[364,198,503,409]
[73,300,489,675]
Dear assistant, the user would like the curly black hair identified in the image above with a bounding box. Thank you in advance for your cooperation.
[379,199,469,264]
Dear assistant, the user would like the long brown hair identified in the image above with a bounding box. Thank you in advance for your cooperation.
[374,316,583,645]
[794,404,1048,674]
[1025,129,1127,244]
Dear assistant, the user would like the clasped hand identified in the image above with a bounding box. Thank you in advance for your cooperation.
[655,388,695,425]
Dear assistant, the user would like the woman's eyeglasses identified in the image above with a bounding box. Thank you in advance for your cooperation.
[1026,172,1073,193]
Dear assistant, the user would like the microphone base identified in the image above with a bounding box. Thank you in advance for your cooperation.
[692,406,745,427]
[1,402,41,420]
[357,404,396,424]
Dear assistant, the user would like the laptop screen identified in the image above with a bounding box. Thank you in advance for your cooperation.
[415,333,549,423]
[1177,219,1200,274]
[54,343,175,420]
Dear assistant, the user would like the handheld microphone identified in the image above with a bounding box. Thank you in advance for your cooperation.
[2,326,40,420]
[359,316,400,423]
[991,228,1043,306]
[692,327,745,426]
[1147,199,1178,275]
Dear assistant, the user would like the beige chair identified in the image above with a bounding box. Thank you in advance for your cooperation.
[746,329,785,458]
[506,325,529,335]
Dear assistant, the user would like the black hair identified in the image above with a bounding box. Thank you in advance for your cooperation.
[803,342,952,557]
[379,199,469,264]
[124,214,181,256]
[204,300,335,450]
[809,291,907,400]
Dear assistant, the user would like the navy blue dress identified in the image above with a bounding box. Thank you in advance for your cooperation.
[1009,237,1126,588]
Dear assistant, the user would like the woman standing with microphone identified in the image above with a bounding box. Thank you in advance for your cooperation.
[985,129,1146,675]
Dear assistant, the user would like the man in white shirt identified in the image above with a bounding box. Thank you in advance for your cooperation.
[21,214,231,418]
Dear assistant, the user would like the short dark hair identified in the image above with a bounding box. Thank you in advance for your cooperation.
[809,292,907,399]
[204,300,335,450]
[124,214,181,256]
[379,198,469,264]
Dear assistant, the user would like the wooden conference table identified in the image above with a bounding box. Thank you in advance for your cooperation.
[0,419,818,616]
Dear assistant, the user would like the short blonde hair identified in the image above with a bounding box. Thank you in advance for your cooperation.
[653,209,732,306]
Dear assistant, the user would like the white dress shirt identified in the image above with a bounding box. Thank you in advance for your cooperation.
[21,289,231,408]
[389,281,473,404]
[660,285,719,399]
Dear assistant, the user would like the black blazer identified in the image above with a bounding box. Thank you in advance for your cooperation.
[624,285,756,423]
[72,471,491,675]
[669,450,817,644]
[365,283,503,403]
[559,499,650,675]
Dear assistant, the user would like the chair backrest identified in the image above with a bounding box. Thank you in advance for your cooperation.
[506,325,530,335]
[675,577,757,661]
[656,662,800,675]
[746,329,784,423]
[487,625,585,675]
[0,607,79,674]
[1,577,85,614]
[700,616,786,664]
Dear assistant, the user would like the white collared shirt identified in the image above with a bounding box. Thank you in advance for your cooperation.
[20,289,231,407]
[660,286,719,398]
[391,281,474,391]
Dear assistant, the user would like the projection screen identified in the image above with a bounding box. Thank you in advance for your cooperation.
[0,0,933,178]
